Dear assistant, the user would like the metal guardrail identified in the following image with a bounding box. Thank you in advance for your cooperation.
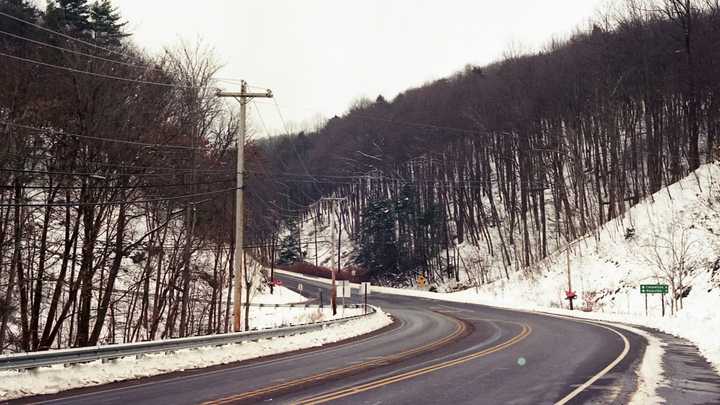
[245,303,362,308]
[0,305,375,372]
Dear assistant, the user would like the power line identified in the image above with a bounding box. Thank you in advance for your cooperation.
[0,28,161,72]
[0,178,234,190]
[271,97,323,202]
[0,50,211,89]
[0,10,134,59]
[0,27,249,87]
[351,113,485,136]
[12,156,231,174]
[0,167,230,179]
[245,170,369,180]
[261,99,498,140]
[244,169,492,185]
[251,101,270,137]
[0,186,238,208]
[2,121,215,151]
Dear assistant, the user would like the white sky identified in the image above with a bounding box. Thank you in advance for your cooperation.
[113,0,610,136]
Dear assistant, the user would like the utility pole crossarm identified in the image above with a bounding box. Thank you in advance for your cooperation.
[216,90,273,99]
[216,80,273,332]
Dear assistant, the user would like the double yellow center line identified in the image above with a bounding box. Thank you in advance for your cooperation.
[296,322,532,404]
[202,312,469,405]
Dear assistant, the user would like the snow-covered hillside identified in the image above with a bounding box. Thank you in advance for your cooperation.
[386,163,720,371]
[285,163,720,371]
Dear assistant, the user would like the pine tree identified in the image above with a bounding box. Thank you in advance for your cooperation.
[89,0,129,47]
[278,218,303,265]
[356,199,399,283]
[46,0,92,36]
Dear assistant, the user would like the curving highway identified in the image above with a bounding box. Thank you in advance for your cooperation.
[12,273,645,405]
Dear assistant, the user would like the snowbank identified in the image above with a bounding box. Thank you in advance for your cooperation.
[252,284,306,305]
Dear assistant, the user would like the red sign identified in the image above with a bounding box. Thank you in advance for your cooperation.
[565,290,577,300]
[272,279,283,286]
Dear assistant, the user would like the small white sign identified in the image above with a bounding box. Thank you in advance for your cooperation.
[298,283,303,292]
[336,281,352,298]
[361,282,371,295]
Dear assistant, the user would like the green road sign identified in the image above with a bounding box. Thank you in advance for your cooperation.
[640,284,669,294]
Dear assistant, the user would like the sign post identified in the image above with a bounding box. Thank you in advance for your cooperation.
[337,280,352,315]
[640,284,669,316]
[361,282,371,314]
[566,249,576,310]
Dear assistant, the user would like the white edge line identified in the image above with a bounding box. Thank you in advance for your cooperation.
[548,315,631,405]
[275,271,637,404]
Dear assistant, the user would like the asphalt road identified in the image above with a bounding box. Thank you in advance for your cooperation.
[14,273,646,405]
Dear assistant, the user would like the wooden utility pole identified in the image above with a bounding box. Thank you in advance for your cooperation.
[566,248,574,310]
[322,197,347,316]
[217,81,273,332]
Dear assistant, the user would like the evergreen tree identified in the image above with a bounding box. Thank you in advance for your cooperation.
[355,199,399,283]
[89,0,129,47]
[277,218,303,265]
[46,0,92,36]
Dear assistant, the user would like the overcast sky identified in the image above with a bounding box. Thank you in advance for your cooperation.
[113,0,610,136]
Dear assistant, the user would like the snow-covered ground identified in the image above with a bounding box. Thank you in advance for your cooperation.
[0,307,392,400]
[301,164,718,376]
[442,164,720,373]
[249,305,363,330]
[237,258,370,329]
[285,164,720,379]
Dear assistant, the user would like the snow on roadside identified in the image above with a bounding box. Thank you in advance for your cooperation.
[0,308,392,401]
[249,305,364,330]
[252,284,306,305]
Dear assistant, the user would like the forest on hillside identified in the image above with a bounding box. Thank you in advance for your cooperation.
[2,0,720,354]
[259,0,720,285]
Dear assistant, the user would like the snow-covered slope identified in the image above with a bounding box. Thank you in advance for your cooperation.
[387,163,720,371]
[284,163,720,371]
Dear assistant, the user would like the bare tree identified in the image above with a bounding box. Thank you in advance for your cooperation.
[640,220,703,313]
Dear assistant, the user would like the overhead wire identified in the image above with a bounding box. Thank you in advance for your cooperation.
[251,100,270,137]
[0,167,229,179]
[2,121,216,151]
[270,96,324,204]
[0,178,234,190]
[0,10,138,60]
[0,50,213,89]
[6,153,232,174]
[0,13,251,85]
[0,28,163,72]
[0,186,238,208]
